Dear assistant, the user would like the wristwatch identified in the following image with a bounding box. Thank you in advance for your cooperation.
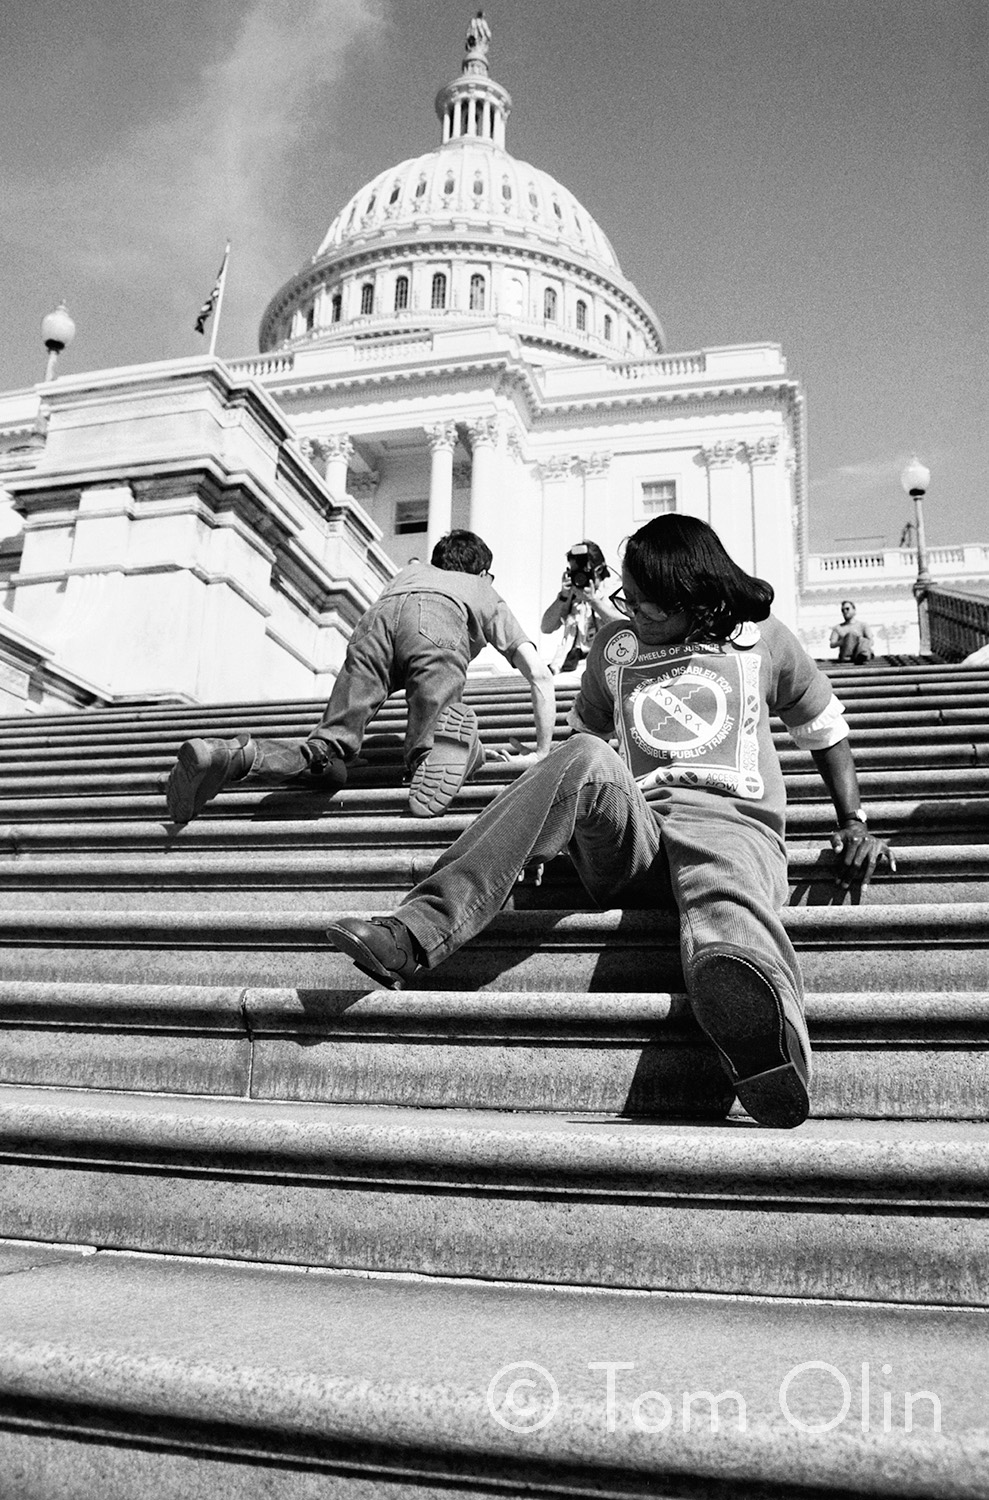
[840,808,867,827]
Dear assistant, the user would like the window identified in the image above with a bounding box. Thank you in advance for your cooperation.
[394,275,409,312]
[444,173,455,196]
[395,499,428,535]
[460,101,469,135]
[553,199,563,220]
[528,184,539,211]
[360,283,374,315]
[474,100,484,133]
[389,182,401,205]
[366,194,376,215]
[470,273,485,311]
[473,174,484,197]
[331,293,342,323]
[415,176,427,198]
[305,304,315,331]
[431,272,447,310]
[543,287,558,322]
[576,299,587,331]
[640,480,677,516]
[502,178,512,202]
[603,313,613,341]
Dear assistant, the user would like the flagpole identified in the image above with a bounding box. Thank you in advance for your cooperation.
[208,242,231,359]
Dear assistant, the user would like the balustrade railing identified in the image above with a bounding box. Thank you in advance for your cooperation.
[926,587,989,662]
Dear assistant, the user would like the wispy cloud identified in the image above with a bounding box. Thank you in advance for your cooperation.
[6,0,385,354]
[809,453,945,500]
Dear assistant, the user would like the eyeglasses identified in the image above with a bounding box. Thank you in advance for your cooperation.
[609,588,633,616]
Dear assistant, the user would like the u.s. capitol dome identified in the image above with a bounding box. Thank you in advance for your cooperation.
[259,15,665,364]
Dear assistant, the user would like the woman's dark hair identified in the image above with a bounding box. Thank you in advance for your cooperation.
[431,529,493,575]
[622,514,773,639]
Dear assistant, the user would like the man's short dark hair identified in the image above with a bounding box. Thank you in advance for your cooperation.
[841,599,856,609]
[431,530,493,575]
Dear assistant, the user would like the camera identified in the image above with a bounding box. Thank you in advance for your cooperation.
[563,542,607,593]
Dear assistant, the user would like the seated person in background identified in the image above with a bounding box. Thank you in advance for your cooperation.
[541,540,622,674]
[327,514,894,1131]
[166,529,556,824]
[830,600,874,663]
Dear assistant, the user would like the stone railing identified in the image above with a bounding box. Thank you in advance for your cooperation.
[603,354,707,380]
[227,353,296,380]
[926,587,989,662]
[805,544,989,588]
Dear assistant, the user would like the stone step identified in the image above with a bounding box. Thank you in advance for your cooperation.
[1,981,987,1121]
[3,691,989,754]
[0,798,984,855]
[0,844,984,907]
[3,738,989,792]
[0,903,984,989]
[1,757,987,822]
[0,1087,986,1304]
[0,1243,983,1498]
[4,718,989,770]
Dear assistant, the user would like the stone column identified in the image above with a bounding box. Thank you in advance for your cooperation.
[748,436,797,626]
[321,435,353,500]
[701,440,752,572]
[574,452,613,544]
[467,416,500,543]
[426,422,457,556]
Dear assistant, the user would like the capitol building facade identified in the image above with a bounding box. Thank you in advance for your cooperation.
[0,17,980,713]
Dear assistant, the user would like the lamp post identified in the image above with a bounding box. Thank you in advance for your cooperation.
[41,301,75,382]
[900,456,931,652]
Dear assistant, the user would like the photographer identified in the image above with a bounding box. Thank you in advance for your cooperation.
[541,540,622,674]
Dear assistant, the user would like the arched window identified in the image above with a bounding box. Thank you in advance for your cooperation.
[470,274,485,311]
[331,292,342,323]
[415,176,427,198]
[603,313,613,341]
[576,299,587,331]
[431,272,447,310]
[474,100,484,134]
[365,194,376,216]
[473,174,484,197]
[552,199,563,220]
[360,283,374,315]
[460,100,469,135]
[305,304,315,331]
[543,287,558,322]
[389,181,401,205]
[394,275,409,312]
[528,184,539,211]
[502,178,512,202]
[443,173,455,197]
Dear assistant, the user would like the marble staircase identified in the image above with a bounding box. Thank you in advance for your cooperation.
[0,662,986,1497]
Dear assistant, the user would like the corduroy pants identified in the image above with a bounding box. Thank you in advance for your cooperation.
[397,734,802,1009]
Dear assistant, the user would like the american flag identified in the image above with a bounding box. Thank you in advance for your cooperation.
[194,244,230,335]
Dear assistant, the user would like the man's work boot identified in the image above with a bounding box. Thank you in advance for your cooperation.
[407,702,484,818]
[325,915,424,990]
[689,951,811,1129]
[166,735,255,824]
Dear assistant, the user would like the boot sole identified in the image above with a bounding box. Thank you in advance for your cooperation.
[690,953,811,1129]
[325,922,411,990]
[166,740,232,825]
[408,704,482,818]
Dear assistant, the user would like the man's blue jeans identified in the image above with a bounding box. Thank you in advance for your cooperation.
[246,593,471,781]
[396,735,802,1011]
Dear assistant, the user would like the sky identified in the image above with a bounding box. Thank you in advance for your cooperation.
[1,0,985,552]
